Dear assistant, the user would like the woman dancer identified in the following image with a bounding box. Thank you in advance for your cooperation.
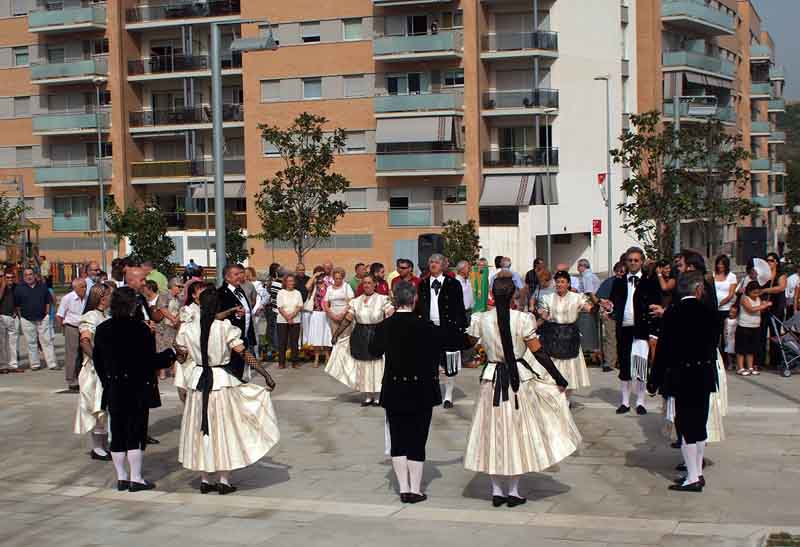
[174,281,212,397]
[304,270,332,367]
[74,282,113,460]
[538,271,593,396]
[175,288,279,494]
[464,273,581,508]
[326,274,394,406]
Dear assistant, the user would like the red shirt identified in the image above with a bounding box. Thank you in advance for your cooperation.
[391,275,420,291]
[356,279,390,297]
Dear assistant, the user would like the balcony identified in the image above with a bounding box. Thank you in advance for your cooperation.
[32,110,110,136]
[750,120,770,135]
[31,57,108,85]
[772,162,787,175]
[185,211,246,230]
[376,148,464,176]
[770,192,787,207]
[128,52,242,79]
[482,89,559,116]
[35,160,110,187]
[483,147,559,170]
[374,0,453,4]
[662,101,736,123]
[770,66,785,81]
[750,82,772,99]
[769,131,787,144]
[751,159,771,172]
[29,4,107,33]
[130,158,245,182]
[481,31,558,60]
[128,105,244,132]
[373,31,463,62]
[768,99,786,113]
[750,44,772,62]
[661,0,735,36]
[126,0,240,27]
[374,91,463,115]
[751,195,770,209]
[662,50,735,78]
[389,208,433,227]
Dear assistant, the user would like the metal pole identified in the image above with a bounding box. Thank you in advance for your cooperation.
[604,78,613,275]
[545,110,552,268]
[673,87,682,255]
[211,23,226,279]
[95,81,107,272]
[18,176,27,266]
[204,183,211,269]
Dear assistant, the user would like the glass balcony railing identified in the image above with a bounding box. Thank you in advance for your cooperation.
[128,52,241,75]
[31,56,108,81]
[661,0,736,33]
[768,99,786,112]
[374,30,463,57]
[662,50,736,77]
[29,4,106,31]
[750,120,771,134]
[374,91,463,114]
[483,89,559,110]
[130,158,244,178]
[751,158,771,171]
[389,208,433,227]
[35,160,110,184]
[483,147,559,168]
[770,66,785,80]
[376,151,464,172]
[482,31,558,52]
[770,192,787,207]
[750,44,772,60]
[32,110,110,133]
[751,82,772,96]
[126,0,240,23]
[769,131,787,142]
[772,162,787,174]
[750,195,770,208]
[129,104,243,127]
[662,101,736,122]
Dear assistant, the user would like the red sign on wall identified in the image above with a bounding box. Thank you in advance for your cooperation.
[597,173,607,186]
[592,219,602,235]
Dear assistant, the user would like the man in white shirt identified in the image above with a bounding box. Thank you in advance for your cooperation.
[455,260,475,366]
[786,270,799,318]
[56,278,87,391]
[84,260,100,294]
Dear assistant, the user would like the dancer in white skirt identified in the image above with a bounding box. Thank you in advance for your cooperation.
[174,281,211,400]
[464,273,582,508]
[538,270,593,395]
[175,288,279,495]
[303,270,332,367]
[326,274,394,406]
[73,282,113,461]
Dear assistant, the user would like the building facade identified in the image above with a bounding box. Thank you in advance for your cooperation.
[0,0,786,275]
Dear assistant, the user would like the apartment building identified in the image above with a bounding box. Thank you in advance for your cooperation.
[0,0,786,274]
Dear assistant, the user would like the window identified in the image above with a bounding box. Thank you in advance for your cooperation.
[344,75,366,98]
[12,0,29,16]
[345,131,366,154]
[444,69,464,87]
[260,80,280,102]
[13,47,29,67]
[441,10,463,29]
[262,138,279,156]
[479,207,519,226]
[15,146,32,167]
[13,96,30,117]
[390,196,409,209]
[387,73,422,95]
[442,186,467,203]
[303,78,322,99]
[53,196,90,231]
[83,38,109,56]
[47,47,65,64]
[301,22,321,43]
[344,189,367,210]
[343,18,363,41]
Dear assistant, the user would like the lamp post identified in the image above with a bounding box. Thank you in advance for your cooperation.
[594,75,613,275]
[543,107,558,269]
[92,76,108,272]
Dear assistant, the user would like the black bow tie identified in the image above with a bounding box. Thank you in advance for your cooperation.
[628,275,639,288]
[432,279,442,295]
[234,287,246,297]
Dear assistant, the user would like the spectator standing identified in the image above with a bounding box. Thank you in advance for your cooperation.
[524,258,545,309]
[84,261,101,293]
[142,260,168,293]
[489,257,524,291]
[276,273,304,369]
[0,270,20,372]
[787,267,799,319]
[14,268,57,371]
[390,259,420,293]
[56,278,88,390]
[295,263,311,302]
[736,281,770,376]
[40,256,50,283]
[357,263,390,296]
[713,255,738,366]
[349,262,367,293]
[576,259,601,294]
[596,262,625,372]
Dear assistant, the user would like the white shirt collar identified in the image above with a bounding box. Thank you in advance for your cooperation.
[628,271,642,280]
[681,295,697,301]
[227,283,240,293]
[431,274,445,283]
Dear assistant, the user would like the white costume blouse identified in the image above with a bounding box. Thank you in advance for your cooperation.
[540,291,586,325]
[349,293,393,325]
[175,319,244,391]
[468,310,538,382]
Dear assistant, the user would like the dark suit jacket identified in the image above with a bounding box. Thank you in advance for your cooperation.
[649,297,718,399]
[609,273,661,340]
[415,275,468,331]
[370,312,468,413]
[218,284,255,346]
[93,318,175,416]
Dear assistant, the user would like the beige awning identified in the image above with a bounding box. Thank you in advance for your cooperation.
[191,182,245,199]
[376,116,454,143]
[480,175,535,206]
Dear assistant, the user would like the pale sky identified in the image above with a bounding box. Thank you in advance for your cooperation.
[751,0,798,100]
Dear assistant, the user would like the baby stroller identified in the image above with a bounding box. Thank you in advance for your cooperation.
[769,314,800,378]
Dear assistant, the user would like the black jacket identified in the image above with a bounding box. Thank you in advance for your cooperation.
[218,284,255,346]
[415,275,468,331]
[370,312,468,413]
[609,273,661,340]
[649,297,718,398]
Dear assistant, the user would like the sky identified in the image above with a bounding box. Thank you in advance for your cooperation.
[750,0,799,100]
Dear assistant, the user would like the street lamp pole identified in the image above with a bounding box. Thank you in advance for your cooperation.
[93,77,108,272]
[210,23,226,280]
[594,75,613,274]
[545,108,552,268]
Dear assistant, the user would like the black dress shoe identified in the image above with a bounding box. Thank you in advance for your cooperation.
[636,405,647,416]
[673,476,705,487]
[443,400,454,409]
[668,481,703,492]
[146,436,160,445]
[90,450,111,461]
[616,404,630,414]
[492,496,507,507]
[372,400,381,407]
[400,493,410,503]
[405,493,427,504]
[218,483,237,495]
[670,441,682,449]
[200,482,217,494]
[117,480,130,492]
[507,496,527,507]
[129,480,156,492]
[68,385,80,392]
[360,400,373,407]
[602,366,612,372]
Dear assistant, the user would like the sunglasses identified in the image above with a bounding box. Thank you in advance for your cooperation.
[767,258,777,263]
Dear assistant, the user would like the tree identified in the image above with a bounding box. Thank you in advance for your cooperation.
[254,113,350,264]
[611,111,755,259]
[442,219,481,265]
[0,194,27,247]
[105,199,176,276]
[225,212,249,265]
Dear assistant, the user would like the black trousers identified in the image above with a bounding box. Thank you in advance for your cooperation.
[674,393,710,444]
[716,310,729,356]
[277,323,300,366]
[386,407,433,462]
[109,407,149,452]
[617,326,635,381]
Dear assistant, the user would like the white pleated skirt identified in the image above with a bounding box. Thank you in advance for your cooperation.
[324,334,384,393]
[304,311,332,348]
[553,349,591,391]
[74,359,105,435]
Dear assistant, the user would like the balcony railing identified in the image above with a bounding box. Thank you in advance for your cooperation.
[483,89,559,109]
[32,110,110,133]
[128,52,241,75]
[185,211,245,230]
[662,101,736,122]
[750,120,770,134]
[374,91,463,113]
[750,44,772,60]
[129,104,243,127]
[768,99,786,112]
[772,162,787,174]
[751,82,772,96]
[126,0,240,23]
[483,147,559,168]
[131,158,244,178]
[31,56,108,81]
[389,208,433,227]
[376,150,464,172]
[661,0,736,33]
[374,30,463,57]
[29,4,106,31]
[769,131,787,143]
[662,50,735,77]
[750,195,770,208]
[751,158,771,171]
[35,160,110,184]
[770,66,785,80]
[482,31,558,52]
[770,192,787,207]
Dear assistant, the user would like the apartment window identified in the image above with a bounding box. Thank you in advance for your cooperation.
[13,96,30,117]
[262,138,280,156]
[303,78,322,99]
[479,207,519,227]
[344,189,367,210]
[47,47,65,64]
[45,0,64,9]
[390,195,409,209]
[260,80,281,102]
[387,73,422,95]
[444,69,464,87]
[15,146,32,167]
[83,38,109,56]
[442,186,467,203]
[343,18,363,41]
[441,11,463,29]
[344,75,366,98]
[301,22,321,43]
[53,196,90,231]
[345,131,366,154]
[12,0,30,15]
[13,47,29,67]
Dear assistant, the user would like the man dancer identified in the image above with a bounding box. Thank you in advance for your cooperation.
[605,247,660,415]
[218,264,256,358]
[415,254,467,409]
[56,278,87,391]
[649,272,717,492]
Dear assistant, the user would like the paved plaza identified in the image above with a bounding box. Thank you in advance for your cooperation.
[1,338,799,547]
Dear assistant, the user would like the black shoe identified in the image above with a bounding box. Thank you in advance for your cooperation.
[372,400,381,407]
[129,480,156,492]
[673,475,705,487]
[668,481,703,492]
[361,400,373,407]
[117,480,130,492]
[602,366,612,372]
[200,482,217,494]
[90,450,111,461]
[218,483,237,495]
[616,404,630,414]
[492,496,507,507]
[68,385,79,392]
[400,493,410,503]
[636,405,647,416]
[670,441,682,449]
[507,496,527,507]
[146,436,160,445]
[443,400,454,409]
[405,493,427,504]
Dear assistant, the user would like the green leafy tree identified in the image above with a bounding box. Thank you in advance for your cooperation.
[0,194,27,247]
[225,212,249,265]
[442,219,481,265]
[255,113,350,264]
[612,111,755,259]
[105,199,176,276]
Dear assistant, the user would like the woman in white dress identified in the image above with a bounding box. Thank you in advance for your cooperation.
[74,282,113,461]
[175,288,279,495]
[304,270,332,367]
[322,267,354,334]
[325,274,394,406]
[538,270,593,396]
[174,281,212,399]
[464,273,581,508]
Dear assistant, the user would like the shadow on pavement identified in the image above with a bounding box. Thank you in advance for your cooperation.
[461,471,570,502]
